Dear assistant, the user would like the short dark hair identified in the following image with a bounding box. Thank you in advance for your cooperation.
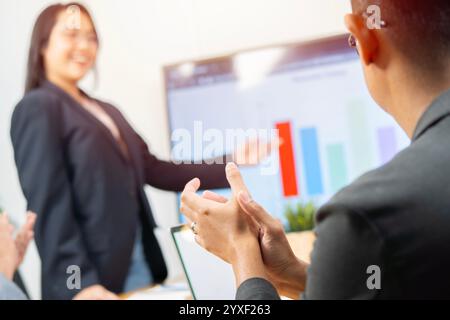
[25,2,99,94]
[351,0,450,71]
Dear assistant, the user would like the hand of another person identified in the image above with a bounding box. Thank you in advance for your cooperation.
[233,138,279,166]
[14,212,36,268]
[73,285,120,300]
[0,213,19,280]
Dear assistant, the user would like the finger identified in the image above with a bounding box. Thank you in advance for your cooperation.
[0,212,9,224]
[225,162,250,196]
[180,178,202,219]
[237,190,274,226]
[183,177,201,193]
[16,228,34,252]
[8,224,15,236]
[25,212,37,229]
[181,178,216,214]
[202,190,228,203]
[15,230,25,244]
[18,213,36,238]
[19,229,35,247]
[15,214,33,245]
[180,201,198,222]
[244,215,261,240]
[2,214,16,236]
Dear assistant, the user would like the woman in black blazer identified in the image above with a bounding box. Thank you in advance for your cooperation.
[11,3,262,299]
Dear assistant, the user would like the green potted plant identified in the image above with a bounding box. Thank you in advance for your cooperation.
[283,201,317,263]
[284,201,316,233]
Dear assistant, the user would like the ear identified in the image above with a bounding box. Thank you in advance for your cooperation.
[345,13,379,66]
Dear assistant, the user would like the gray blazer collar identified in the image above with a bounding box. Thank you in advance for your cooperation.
[412,88,450,141]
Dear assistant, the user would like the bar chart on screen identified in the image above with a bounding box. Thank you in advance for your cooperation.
[274,116,402,201]
[271,92,409,205]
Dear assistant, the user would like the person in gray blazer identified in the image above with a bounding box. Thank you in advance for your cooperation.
[180,0,450,299]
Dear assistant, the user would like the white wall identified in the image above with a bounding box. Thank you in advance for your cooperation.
[0,0,350,299]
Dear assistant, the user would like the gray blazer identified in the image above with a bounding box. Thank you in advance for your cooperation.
[0,273,27,300]
[237,88,450,300]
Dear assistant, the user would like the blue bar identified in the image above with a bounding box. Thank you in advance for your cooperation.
[300,127,324,196]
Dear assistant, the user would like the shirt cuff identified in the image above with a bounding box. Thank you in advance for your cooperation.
[0,273,27,300]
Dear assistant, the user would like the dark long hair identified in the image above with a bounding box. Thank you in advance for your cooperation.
[24,3,99,94]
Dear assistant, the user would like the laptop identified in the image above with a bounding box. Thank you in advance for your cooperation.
[170,225,236,300]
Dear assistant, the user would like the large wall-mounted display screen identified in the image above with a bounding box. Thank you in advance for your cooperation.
[164,34,409,224]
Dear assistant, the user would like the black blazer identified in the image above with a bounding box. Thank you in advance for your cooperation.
[11,81,228,299]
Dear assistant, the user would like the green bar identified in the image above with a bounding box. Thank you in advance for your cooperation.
[326,144,349,193]
[347,100,374,176]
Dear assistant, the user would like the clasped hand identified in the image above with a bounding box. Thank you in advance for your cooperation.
[180,163,304,293]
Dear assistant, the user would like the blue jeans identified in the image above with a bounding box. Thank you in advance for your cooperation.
[123,226,153,292]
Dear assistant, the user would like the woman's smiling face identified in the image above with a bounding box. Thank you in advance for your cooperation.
[43,8,98,85]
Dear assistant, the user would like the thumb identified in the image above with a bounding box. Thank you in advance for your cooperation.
[225,162,249,196]
[25,211,37,228]
[237,191,273,227]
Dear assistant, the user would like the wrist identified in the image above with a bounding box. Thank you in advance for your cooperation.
[273,257,308,296]
[229,233,258,259]
[229,235,268,287]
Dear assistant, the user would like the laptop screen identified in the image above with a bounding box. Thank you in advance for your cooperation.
[170,225,236,300]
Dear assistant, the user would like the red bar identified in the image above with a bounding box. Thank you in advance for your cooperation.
[276,122,299,197]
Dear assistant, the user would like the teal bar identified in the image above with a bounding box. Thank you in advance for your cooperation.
[326,144,349,193]
[347,100,374,176]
